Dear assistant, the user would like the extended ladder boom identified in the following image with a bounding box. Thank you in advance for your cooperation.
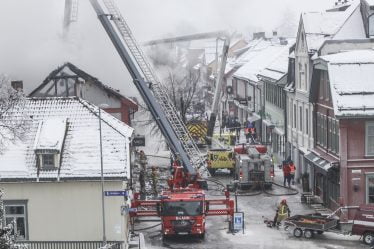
[207,37,230,141]
[89,0,206,176]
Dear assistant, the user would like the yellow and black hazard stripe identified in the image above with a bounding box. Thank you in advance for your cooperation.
[187,122,207,138]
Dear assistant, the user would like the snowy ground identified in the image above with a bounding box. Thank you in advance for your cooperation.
[132,122,368,248]
[134,165,368,249]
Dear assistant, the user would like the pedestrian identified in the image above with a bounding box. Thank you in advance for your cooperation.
[151,166,159,196]
[245,119,253,143]
[289,160,296,185]
[273,199,291,227]
[283,161,291,188]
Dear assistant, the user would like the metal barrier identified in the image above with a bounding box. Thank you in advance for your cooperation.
[15,241,124,249]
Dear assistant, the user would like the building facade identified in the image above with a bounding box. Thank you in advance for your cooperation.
[0,97,133,246]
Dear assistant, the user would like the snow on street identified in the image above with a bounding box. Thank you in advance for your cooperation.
[137,166,367,249]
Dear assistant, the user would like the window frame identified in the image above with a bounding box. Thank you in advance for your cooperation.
[367,174,374,204]
[41,153,56,169]
[299,106,303,132]
[365,121,374,156]
[305,108,309,135]
[3,200,29,240]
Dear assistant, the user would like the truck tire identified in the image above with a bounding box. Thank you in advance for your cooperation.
[304,229,314,239]
[293,228,303,238]
[363,232,374,245]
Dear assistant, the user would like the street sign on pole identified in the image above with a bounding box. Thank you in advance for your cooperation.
[104,191,128,197]
[233,212,244,232]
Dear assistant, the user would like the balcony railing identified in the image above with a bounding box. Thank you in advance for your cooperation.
[15,241,124,249]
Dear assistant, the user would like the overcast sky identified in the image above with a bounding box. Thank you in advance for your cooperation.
[0,0,334,96]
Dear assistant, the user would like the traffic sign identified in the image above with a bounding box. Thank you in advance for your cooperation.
[104,191,128,197]
[233,212,244,232]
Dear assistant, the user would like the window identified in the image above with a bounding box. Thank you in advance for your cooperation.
[4,201,28,240]
[367,175,374,203]
[304,64,308,91]
[369,14,374,37]
[326,75,330,101]
[42,154,55,168]
[298,63,303,90]
[366,122,374,156]
[305,109,309,135]
[299,107,303,132]
[293,104,297,128]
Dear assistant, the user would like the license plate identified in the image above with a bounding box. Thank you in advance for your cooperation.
[178,232,188,235]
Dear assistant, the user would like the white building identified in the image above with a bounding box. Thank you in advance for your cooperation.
[286,0,366,184]
[0,97,133,248]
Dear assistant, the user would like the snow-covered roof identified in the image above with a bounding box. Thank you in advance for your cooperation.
[320,50,374,117]
[302,0,365,52]
[233,43,290,83]
[0,97,134,181]
[34,118,67,152]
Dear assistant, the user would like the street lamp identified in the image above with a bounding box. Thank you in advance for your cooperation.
[98,103,109,247]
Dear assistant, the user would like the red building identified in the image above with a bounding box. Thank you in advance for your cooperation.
[310,49,374,214]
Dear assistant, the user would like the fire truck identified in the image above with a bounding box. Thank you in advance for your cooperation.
[89,0,234,237]
[234,143,274,189]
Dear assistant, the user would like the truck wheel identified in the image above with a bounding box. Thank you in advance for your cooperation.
[316,230,324,235]
[293,228,303,238]
[363,232,374,245]
[304,229,314,239]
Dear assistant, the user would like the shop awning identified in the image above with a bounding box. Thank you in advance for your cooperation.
[305,151,335,175]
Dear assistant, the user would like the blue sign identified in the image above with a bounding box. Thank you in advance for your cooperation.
[104,191,128,197]
[233,212,244,231]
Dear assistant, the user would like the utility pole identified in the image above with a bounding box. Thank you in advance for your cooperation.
[99,107,107,247]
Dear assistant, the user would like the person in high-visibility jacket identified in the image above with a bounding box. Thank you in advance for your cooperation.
[273,199,291,227]
[289,160,296,185]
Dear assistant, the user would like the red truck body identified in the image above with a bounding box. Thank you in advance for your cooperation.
[351,205,374,241]
[130,166,234,237]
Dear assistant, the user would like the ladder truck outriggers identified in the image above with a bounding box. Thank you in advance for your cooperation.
[89,0,235,237]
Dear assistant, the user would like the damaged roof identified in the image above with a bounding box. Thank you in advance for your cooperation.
[320,49,374,117]
[0,97,133,181]
[30,62,138,108]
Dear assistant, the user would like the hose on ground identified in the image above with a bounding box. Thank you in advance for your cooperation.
[133,223,161,231]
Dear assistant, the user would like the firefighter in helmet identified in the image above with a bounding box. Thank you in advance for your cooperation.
[273,199,291,227]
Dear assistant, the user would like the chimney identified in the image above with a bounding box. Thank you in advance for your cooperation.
[11,80,23,91]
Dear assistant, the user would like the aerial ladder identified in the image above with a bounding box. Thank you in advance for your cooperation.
[90,0,206,177]
[206,37,230,145]
[89,0,234,237]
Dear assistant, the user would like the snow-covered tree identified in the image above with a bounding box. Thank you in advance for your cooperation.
[0,75,26,154]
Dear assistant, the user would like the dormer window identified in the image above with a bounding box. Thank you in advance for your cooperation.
[34,118,67,170]
[42,154,55,168]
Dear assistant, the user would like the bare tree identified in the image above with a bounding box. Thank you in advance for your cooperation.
[147,43,203,123]
[0,75,26,153]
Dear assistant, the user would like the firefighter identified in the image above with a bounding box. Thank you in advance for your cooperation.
[289,160,296,185]
[138,150,147,195]
[283,161,291,188]
[273,199,291,227]
[151,166,159,196]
